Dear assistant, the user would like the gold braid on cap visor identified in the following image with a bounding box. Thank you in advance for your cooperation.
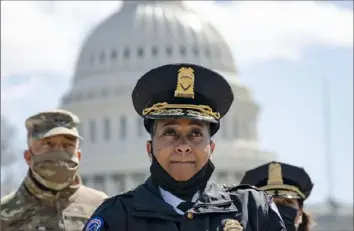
[259,184,306,199]
[143,102,221,120]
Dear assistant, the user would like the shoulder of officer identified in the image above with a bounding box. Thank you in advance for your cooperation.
[94,195,121,213]
[119,187,136,196]
[224,183,268,199]
[91,187,136,214]
[219,183,285,230]
[221,183,259,192]
[222,183,271,209]
[84,190,136,231]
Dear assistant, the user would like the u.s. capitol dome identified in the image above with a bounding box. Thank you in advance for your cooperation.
[61,1,276,195]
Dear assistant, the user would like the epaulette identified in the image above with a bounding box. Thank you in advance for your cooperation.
[221,184,259,192]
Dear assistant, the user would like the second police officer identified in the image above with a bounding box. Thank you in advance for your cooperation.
[241,161,314,231]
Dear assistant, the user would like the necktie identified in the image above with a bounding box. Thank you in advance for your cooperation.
[177,201,194,212]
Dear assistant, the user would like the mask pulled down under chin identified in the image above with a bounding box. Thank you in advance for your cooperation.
[276,204,300,231]
[150,155,215,200]
[31,151,79,191]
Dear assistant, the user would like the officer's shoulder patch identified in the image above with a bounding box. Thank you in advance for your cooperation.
[85,216,104,231]
[222,184,258,192]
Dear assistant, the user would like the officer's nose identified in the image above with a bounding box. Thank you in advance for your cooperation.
[52,143,65,151]
[175,143,192,155]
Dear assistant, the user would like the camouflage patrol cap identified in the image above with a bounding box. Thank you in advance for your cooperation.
[25,109,83,140]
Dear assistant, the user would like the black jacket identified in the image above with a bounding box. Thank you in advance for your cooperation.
[83,178,286,231]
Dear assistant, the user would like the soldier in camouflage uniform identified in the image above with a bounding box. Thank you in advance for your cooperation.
[0,109,108,231]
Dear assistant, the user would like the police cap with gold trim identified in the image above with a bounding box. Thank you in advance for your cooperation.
[132,63,234,135]
[240,161,314,200]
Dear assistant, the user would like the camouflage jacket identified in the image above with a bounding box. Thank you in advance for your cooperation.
[0,174,108,231]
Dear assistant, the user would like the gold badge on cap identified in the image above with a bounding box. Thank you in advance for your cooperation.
[174,67,195,99]
[223,219,243,231]
[268,162,284,185]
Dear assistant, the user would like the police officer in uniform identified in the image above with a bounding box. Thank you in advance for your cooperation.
[1,109,108,231]
[83,64,286,231]
[241,161,314,231]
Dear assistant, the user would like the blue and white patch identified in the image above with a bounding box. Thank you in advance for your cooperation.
[85,217,104,231]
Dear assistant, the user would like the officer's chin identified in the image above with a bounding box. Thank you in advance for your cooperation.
[171,174,194,182]
[169,164,196,181]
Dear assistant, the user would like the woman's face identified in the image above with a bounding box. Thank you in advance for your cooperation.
[147,118,214,181]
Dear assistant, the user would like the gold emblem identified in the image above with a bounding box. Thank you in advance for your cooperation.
[223,219,243,231]
[267,162,284,185]
[174,67,195,99]
[187,212,194,219]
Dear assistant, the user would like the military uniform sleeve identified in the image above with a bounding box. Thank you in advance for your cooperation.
[82,196,128,231]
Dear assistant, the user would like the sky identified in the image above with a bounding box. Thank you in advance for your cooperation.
[1,1,353,204]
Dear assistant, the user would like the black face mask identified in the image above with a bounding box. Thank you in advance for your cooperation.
[149,153,215,201]
[276,204,299,231]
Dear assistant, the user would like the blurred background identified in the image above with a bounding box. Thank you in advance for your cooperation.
[1,1,353,230]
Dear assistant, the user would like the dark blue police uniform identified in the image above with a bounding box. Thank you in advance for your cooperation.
[83,63,286,231]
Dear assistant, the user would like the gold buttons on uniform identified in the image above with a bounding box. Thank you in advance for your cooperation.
[187,212,194,219]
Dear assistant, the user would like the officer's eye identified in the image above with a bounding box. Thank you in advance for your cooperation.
[163,128,177,136]
[190,129,203,137]
[63,142,75,148]
[45,140,54,147]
